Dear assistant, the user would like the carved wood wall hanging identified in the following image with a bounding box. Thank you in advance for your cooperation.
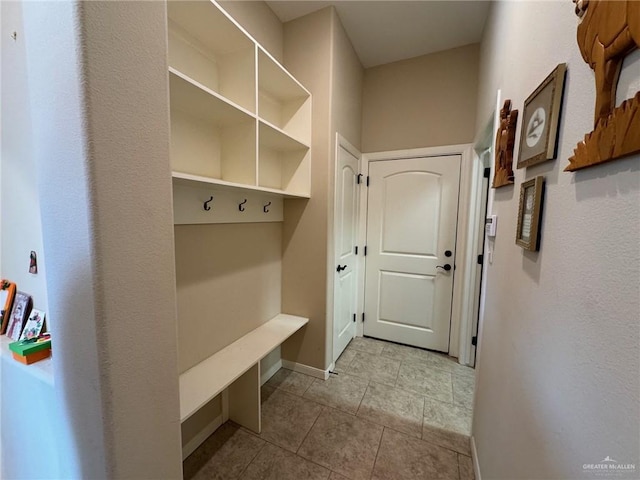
[566,0,640,172]
[492,100,518,188]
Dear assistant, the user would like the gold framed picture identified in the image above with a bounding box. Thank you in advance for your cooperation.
[516,176,545,251]
[517,63,567,168]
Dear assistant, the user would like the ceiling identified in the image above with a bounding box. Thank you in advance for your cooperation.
[266,1,491,68]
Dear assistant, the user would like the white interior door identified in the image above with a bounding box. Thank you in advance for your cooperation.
[333,138,360,361]
[364,155,461,352]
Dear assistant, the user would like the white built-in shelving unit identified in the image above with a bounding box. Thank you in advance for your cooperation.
[167,1,312,453]
[167,0,311,206]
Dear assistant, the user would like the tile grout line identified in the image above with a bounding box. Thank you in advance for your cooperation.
[294,405,325,456]
[369,426,387,480]
[236,440,267,479]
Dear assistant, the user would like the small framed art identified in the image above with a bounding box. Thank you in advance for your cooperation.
[19,309,46,341]
[516,176,545,251]
[6,292,32,341]
[517,63,567,168]
[0,280,17,334]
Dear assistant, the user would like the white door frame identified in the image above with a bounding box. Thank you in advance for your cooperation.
[332,133,362,363]
[357,144,473,356]
[457,146,491,366]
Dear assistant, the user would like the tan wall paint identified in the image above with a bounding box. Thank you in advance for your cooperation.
[175,223,282,373]
[331,9,364,151]
[362,44,479,153]
[473,1,640,477]
[281,7,363,369]
[281,7,334,369]
[218,0,283,63]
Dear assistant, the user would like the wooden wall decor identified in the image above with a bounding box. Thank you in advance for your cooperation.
[566,0,640,172]
[493,100,518,188]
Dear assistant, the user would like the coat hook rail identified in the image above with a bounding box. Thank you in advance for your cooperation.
[263,201,271,213]
[239,199,247,212]
[203,196,214,211]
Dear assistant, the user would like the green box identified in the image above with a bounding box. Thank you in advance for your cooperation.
[9,339,51,356]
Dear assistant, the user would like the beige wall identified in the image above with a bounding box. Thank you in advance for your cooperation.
[331,9,364,151]
[281,7,334,369]
[361,44,479,153]
[218,0,283,63]
[473,1,640,478]
[175,223,282,372]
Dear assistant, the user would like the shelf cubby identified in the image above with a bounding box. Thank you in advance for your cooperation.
[170,70,257,186]
[258,49,311,145]
[258,121,310,196]
[168,1,256,113]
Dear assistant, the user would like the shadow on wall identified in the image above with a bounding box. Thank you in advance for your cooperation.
[572,154,640,201]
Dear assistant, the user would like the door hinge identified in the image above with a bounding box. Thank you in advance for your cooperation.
[356,173,363,184]
[366,176,370,186]
[477,254,483,265]
[353,313,356,323]
[471,336,477,346]
[355,246,358,255]
[364,246,368,256]
[483,167,490,178]
[362,313,365,323]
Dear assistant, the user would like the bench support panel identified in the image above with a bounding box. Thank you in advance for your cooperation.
[228,363,261,433]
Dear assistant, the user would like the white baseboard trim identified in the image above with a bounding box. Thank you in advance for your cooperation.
[471,435,481,480]
[182,414,224,461]
[281,359,330,380]
[261,359,282,385]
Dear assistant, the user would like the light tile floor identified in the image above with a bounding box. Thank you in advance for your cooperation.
[184,337,476,480]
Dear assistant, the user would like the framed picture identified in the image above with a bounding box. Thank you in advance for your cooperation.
[5,292,32,341]
[0,280,17,334]
[516,176,545,251]
[517,63,567,168]
[19,309,46,341]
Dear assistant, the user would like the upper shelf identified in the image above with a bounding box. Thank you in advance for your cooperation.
[172,172,310,199]
[168,1,256,112]
[167,1,253,57]
[169,68,255,127]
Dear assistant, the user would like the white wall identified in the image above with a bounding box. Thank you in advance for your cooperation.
[1,0,48,316]
[1,1,183,477]
[473,2,640,478]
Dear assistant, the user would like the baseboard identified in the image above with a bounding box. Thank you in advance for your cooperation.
[471,435,481,480]
[261,359,282,386]
[182,414,224,460]
[281,359,330,380]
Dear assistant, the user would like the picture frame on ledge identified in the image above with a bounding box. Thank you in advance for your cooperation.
[516,176,545,252]
[5,292,32,341]
[0,280,17,335]
[517,63,567,169]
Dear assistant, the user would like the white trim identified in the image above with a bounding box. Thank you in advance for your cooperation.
[281,359,330,380]
[471,435,482,480]
[333,133,362,361]
[181,414,224,460]
[260,359,282,386]
[457,147,491,366]
[359,144,472,351]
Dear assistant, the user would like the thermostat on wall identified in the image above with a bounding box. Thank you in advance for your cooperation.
[485,215,497,237]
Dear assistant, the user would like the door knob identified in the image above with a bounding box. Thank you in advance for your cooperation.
[336,264,347,272]
[436,264,452,272]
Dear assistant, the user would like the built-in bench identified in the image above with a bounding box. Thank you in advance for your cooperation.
[179,313,308,435]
